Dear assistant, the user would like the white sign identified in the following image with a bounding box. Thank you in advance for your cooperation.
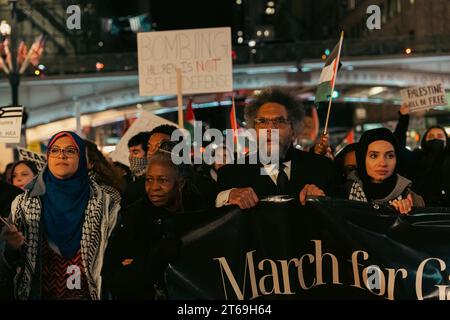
[0,106,23,143]
[138,27,233,96]
[400,82,448,113]
[17,147,47,171]
[110,111,178,166]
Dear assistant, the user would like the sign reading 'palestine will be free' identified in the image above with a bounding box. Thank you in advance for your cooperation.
[400,82,448,112]
[137,27,233,96]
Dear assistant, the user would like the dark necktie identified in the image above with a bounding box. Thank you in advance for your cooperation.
[276,163,289,195]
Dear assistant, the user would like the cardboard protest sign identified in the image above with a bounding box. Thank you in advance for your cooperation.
[110,111,177,166]
[0,106,23,143]
[400,82,448,113]
[16,147,47,171]
[138,27,232,96]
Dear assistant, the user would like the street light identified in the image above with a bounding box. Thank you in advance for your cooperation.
[0,0,46,148]
[0,20,11,36]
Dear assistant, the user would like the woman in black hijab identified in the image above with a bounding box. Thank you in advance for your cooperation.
[346,128,424,214]
[394,103,450,206]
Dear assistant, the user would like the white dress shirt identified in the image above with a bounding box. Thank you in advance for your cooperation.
[215,161,291,207]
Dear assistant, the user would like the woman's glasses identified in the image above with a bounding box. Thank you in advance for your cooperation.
[48,147,79,158]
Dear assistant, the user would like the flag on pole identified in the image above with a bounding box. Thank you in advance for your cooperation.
[29,34,46,67]
[17,41,28,67]
[230,96,239,140]
[18,34,46,75]
[343,129,354,144]
[315,37,344,104]
[184,98,195,137]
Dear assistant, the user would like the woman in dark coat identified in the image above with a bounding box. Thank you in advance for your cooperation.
[394,104,450,206]
[103,142,191,299]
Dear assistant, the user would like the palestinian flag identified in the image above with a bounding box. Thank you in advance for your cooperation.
[184,98,195,137]
[230,96,239,141]
[343,128,354,144]
[315,33,344,104]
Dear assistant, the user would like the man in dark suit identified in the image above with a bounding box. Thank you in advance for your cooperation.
[216,87,336,209]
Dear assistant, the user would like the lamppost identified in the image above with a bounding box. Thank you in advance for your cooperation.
[3,0,20,106]
[0,0,45,147]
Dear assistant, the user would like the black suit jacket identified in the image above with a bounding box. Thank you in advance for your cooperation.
[217,148,336,198]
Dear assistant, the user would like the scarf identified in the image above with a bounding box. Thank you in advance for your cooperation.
[356,128,399,201]
[42,131,90,259]
[129,156,148,178]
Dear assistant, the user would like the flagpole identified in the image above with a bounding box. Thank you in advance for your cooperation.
[176,67,184,128]
[231,95,237,138]
[323,31,344,135]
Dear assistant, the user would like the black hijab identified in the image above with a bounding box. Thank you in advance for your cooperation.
[356,128,399,201]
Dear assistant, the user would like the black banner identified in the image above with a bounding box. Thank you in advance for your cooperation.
[166,198,450,300]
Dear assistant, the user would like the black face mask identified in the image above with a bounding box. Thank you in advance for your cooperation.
[423,139,445,153]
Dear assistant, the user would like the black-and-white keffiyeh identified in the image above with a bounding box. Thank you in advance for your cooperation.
[88,171,122,206]
[6,180,118,300]
[129,157,148,178]
[348,180,368,202]
[348,180,403,204]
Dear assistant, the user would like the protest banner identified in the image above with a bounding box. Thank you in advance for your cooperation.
[400,82,448,112]
[166,198,450,300]
[110,111,177,166]
[0,106,23,143]
[16,146,47,171]
[137,27,232,96]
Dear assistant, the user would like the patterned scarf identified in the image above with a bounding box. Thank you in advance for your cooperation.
[10,180,118,300]
[129,156,148,178]
[349,180,403,204]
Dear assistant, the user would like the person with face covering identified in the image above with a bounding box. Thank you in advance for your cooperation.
[346,128,424,214]
[334,143,357,184]
[0,131,119,300]
[394,104,450,206]
[103,142,190,299]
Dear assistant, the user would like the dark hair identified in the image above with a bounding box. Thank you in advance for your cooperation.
[334,143,357,180]
[10,160,39,182]
[128,131,151,154]
[244,87,304,135]
[334,143,358,167]
[85,140,126,194]
[149,124,177,140]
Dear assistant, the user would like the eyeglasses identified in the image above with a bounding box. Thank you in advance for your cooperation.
[254,117,291,128]
[48,147,79,158]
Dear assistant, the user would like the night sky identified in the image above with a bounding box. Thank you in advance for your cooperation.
[96,0,233,30]
[150,0,233,30]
